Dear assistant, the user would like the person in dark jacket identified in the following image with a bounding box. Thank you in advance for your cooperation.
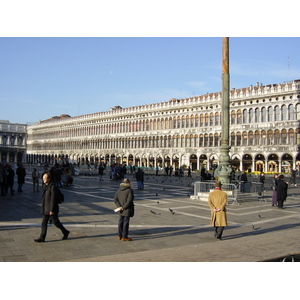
[277,174,288,209]
[114,178,135,241]
[34,173,69,242]
[16,163,26,192]
[135,168,144,190]
[5,164,15,196]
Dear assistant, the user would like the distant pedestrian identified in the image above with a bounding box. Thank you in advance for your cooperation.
[187,166,192,177]
[34,173,69,243]
[208,181,227,240]
[114,178,135,241]
[258,172,265,197]
[98,164,104,181]
[240,171,248,193]
[5,164,15,196]
[271,173,278,206]
[135,168,144,190]
[277,174,288,209]
[291,168,297,186]
[0,163,7,196]
[32,168,40,192]
[16,163,26,192]
[155,166,159,176]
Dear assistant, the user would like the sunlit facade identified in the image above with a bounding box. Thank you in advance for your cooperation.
[26,80,300,173]
[0,120,27,163]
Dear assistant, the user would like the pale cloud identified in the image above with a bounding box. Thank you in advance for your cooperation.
[186,81,207,88]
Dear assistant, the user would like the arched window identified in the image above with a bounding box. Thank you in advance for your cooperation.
[214,133,219,147]
[296,104,300,120]
[200,114,204,127]
[267,130,273,145]
[215,112,220,125]
[254,130,260,144]
[275,106,280,121]
[288,105,295,120]
[237,110,242,124]
[186,116,189,128]
[195,114,199,127]
[243,109,248,124]
[288,129,295,143]
[282,105,287,121]
[205,113,209,126]
[249,109,254,123]
[281,129,287,144]
[209,113,214,126]
[248,131,254,145]
[231,110,236,125]
[231,132,235,147]
[261,107,267,122]
[242,131,247,146]
[236,131,241,146]
[261,130,266,145]
[274,129,280,144]
[255,108,260,123]
[268,106,273,122]
[209,133,213,147]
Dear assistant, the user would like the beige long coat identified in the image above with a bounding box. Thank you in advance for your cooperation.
[208,189,228,227]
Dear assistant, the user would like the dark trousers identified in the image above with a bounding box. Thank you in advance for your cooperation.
[277,200,284,208]
[214,226,224,239]
[39,214,68,240]
[118,215,130,238]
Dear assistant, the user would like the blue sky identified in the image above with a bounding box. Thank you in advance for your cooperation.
[1,37,300,124]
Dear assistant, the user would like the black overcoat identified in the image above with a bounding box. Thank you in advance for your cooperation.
[40,182,59,215]
[277,179,288,202]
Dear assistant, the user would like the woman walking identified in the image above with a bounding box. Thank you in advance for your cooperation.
[114,178,135,241]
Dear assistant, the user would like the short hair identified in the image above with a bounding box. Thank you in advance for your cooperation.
[123,178,130,184]
[215,181,222,188]
[279,174,284,179]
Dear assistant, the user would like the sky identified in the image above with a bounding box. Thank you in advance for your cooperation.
[1,36,299,125]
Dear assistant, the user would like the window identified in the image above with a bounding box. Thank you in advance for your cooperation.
[261,107,267,122]
[268,106,273,122]
[243,109,248,123]
[282,105,287,121]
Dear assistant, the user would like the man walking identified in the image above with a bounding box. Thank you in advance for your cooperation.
[34,173,69,242]
[208,181,228,240]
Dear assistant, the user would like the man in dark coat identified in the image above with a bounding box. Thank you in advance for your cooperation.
[16,163,26,192]
[135,168,144,190]
[277,174,288,209]
[114,178,135,241]
[34,173,69,242]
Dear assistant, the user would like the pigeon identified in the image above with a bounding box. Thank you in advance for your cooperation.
[150,210,161,215]
[251,224,255,230]
[157,201,160,204]
[156,193,159,196]
[169,208,175,215]
[258,214,262,218]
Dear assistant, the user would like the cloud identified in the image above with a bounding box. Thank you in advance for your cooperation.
[186,81,207,88]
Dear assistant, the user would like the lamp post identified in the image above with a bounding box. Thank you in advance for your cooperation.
[217,37,232,184]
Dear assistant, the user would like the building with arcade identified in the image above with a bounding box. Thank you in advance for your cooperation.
[26,79,300,173]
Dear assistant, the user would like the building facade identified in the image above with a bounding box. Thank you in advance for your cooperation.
[0,120,27,163]
[26,80,300,173]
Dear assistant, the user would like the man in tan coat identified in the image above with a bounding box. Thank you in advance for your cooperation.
[208,181,228,240]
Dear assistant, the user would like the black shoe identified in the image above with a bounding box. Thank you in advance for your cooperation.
[62,230,70,240]
[34,238,45,243]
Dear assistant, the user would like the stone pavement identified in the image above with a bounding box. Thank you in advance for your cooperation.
[1,169,300,262]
